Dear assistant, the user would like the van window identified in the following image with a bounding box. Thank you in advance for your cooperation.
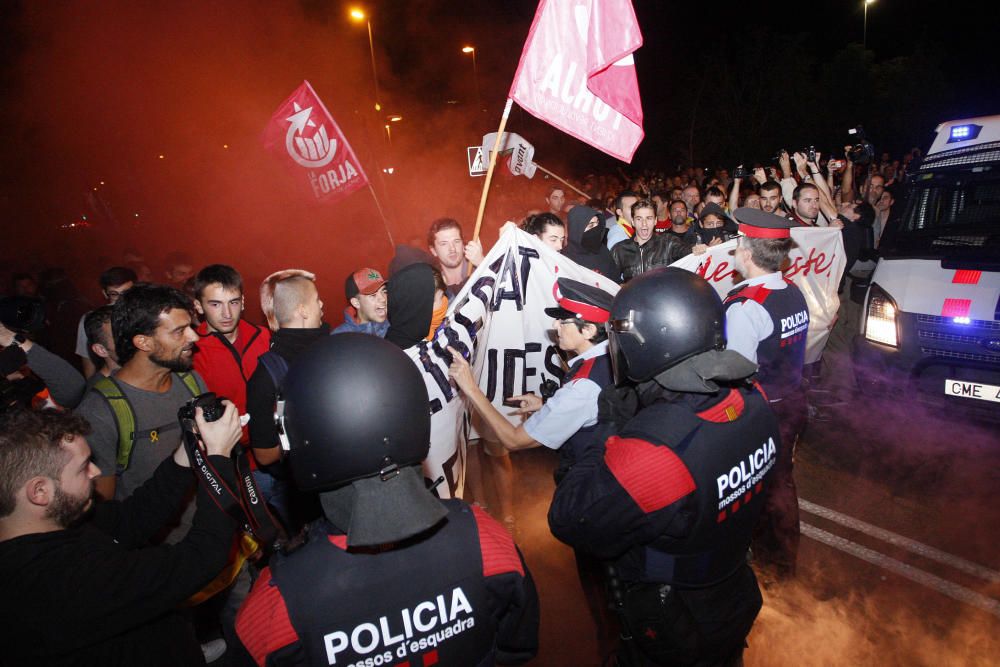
[903,176,1000,234]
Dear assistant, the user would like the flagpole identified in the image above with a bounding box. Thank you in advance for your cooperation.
[366,182,395,248]
[472,97,514,243]
[531,162,590,199]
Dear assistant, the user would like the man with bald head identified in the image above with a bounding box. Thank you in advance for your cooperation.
[246,270,327,514]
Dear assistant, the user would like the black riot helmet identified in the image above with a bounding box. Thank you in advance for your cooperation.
[277,333,431,493]
[607,267,726,383]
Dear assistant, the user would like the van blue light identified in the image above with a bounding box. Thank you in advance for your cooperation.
[947,124,982,143]
[953,316,971,324]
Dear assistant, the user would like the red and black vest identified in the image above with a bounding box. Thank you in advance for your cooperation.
[725,281,808,400]
[269,500,497,667]
[561,351,615,454]
[616,385,780,587]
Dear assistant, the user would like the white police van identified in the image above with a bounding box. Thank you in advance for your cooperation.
[853,116,1000,418]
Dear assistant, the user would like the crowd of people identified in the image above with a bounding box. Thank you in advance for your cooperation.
[0,144,908,666]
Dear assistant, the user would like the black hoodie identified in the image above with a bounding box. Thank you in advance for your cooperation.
[562,205,620,281]
[386,263,436,349]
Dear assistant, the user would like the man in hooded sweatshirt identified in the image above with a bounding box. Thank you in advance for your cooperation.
[562,205,620,282]
[385,263,437,350]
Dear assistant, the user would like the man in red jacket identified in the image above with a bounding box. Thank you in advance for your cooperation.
[192,263,272,660]
[193,264,271,419]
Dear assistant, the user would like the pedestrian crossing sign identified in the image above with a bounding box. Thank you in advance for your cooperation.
[467,146,487,177]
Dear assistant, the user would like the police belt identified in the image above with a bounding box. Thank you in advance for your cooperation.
[180,428,287,558]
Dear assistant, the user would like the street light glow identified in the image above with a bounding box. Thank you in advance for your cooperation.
[462,46,475,53]
[349,8,365,20]
[388,115,402,122]
[865,0,875,4]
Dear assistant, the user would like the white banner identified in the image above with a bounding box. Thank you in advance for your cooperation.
[410,228,619,498]
[669,228,846,364]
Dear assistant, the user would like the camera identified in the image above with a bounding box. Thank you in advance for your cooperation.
[178,392,229,427]
[847,126,875,165]
[733,165,747,179]
[807,145,817,163]
[0,297,46,334]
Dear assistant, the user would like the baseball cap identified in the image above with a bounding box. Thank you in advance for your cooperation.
[345,268,386,300]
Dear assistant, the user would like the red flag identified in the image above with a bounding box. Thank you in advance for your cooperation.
[263,81,369,203]
[509,0,644,163]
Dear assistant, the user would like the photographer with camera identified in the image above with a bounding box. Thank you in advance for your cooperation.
[75,284,208,505]
[0,401,242,665]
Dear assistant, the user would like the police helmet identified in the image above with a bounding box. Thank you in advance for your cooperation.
[278,333,430,493]
[607,267,726,383]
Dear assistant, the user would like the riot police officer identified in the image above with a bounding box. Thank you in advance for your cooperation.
[235,334,539,666]
[725,208,810,579]
[548,268,781,666]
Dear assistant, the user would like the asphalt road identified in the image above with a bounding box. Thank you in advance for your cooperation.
[493,306,1000,667]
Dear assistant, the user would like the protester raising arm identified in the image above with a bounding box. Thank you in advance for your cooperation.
[778,150,797,209]
[0,321,86,409]
[804,152,840,225]
[728,170,742,212]
[840,145,856,204]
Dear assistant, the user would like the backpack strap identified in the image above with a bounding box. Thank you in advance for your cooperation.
[257,351,290,390]
[91,376,138,477]
[176,371,202,397]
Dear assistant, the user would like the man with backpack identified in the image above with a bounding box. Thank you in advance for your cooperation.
[76,284,206,511]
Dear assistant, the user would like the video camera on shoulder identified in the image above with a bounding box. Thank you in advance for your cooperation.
[847,126,876,165]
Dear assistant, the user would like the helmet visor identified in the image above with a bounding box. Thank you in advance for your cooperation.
[606,310,643,385]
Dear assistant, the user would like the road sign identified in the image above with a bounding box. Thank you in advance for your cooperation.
[467,146,487,177]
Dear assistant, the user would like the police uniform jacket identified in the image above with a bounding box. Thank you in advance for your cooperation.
[235,500,539,667]
[523,341,613,451]
[548,384,780,586]
[724,272,809,400]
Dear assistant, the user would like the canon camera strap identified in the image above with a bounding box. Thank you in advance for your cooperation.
[179,423,287,557]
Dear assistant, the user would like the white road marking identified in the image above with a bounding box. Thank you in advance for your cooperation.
[799,498,1000,584]
[801,522,1000,619]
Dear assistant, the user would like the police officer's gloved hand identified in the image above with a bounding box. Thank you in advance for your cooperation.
[597,384,638,429]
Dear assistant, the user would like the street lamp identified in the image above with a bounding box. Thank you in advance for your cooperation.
[863,0,876,49]
[349,8,381,111]
[462,45,482,111]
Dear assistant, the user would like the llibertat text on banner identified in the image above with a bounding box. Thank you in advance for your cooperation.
[407,228,619,499]
[669,228,846,364]
[263,80,369,203]
[509,0,644,162]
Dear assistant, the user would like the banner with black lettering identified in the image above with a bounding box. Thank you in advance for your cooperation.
[669,227,846,364]
[408,228,619,498]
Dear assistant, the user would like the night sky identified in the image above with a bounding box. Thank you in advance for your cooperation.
[1,0,998,284]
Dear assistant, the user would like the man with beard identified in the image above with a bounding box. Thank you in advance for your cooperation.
[0,404,243,666]
[427,218,483,299]
[76,284,206,509]
[759,180,785,215]
[662,199,698,244]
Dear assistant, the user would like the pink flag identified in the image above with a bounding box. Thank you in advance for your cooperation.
[263,81,369,203]
[509,0,644,162]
